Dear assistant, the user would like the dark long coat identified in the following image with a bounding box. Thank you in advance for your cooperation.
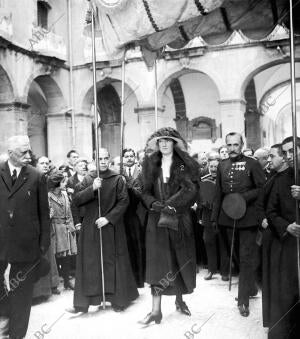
[73,169,138,308]
[141,149,199,295]
[67,173,85,226]
[0,161,50,262]
[122,166,145,288]
[255,171,278,327]
[266,167,300,339]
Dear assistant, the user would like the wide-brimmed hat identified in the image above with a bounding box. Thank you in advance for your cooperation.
[146,127,187,152]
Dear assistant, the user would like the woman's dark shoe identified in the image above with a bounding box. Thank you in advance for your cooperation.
[138,312,162,325]
[204,271,214,280]
[112,304,125,312]
[238,304,250,317]
[64,279,74,290]
[175,300,191,316]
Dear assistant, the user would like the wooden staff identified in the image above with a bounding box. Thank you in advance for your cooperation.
[154,58,158,130]
[119,57,126,174]
[289,0,300,296]
[89,0,106,309]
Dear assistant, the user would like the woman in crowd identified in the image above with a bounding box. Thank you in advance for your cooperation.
[139,127,199,325]
[48,171,77,290]
[33,156,60,300]
[218,145,229,160]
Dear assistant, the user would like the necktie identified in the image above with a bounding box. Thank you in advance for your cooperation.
[11,169,17,186]
[128,167,132,178]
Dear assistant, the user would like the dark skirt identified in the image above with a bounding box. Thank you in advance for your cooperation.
[145,211,196,296]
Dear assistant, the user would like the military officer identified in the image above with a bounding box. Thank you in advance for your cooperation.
[211,132,265,317]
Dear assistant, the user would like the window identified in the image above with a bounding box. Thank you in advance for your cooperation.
[37,1,49,29]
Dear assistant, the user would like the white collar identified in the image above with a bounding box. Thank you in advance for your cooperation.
[7,160,22,177]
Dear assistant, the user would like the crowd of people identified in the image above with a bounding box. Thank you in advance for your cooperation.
[0,128,299,338]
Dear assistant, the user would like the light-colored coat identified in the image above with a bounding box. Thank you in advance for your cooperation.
[48,191,77,256]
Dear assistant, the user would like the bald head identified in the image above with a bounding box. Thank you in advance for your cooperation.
[254,148,270,169]
[7,135,31,167]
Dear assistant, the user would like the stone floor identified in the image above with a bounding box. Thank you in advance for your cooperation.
[23,270,268,339]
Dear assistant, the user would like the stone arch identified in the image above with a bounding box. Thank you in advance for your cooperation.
[80,74,142,115]
[81,77,139,157]
[241,59,300,147]
[158,68,220,146]
[27,75,67,158]
[0,64,18,153]
[241,58,300,98]
[0,64,14,102]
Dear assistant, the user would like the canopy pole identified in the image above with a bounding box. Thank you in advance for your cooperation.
[289,0,300,296]
[90,0,106,310]
[154,59,158,130]
[120,57,126,173]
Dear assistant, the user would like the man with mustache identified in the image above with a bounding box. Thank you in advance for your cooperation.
[0,135,50,338]
[211,132,265,317]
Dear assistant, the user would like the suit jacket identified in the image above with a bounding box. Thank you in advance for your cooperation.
[0,161,50,262]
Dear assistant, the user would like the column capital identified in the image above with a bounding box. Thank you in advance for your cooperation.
[0,101,31,110]
[218,99,246,106]
[134,106,164,115]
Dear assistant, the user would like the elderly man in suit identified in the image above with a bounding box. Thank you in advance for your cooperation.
[0,135,50,339]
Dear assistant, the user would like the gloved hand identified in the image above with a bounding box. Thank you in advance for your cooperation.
[151,201,165,212]
[162,205,177,215]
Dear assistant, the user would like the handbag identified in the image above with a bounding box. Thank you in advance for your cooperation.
[158,211,179,231]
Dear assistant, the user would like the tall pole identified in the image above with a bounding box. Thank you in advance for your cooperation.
[90,0,106,309]
[154,59,158,130]
[67,0,76,147]
[120,57,126,174]
[289,0,300,296]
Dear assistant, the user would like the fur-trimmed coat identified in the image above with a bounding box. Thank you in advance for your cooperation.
[141,148,199,295]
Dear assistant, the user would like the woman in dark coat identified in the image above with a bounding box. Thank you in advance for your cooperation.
[139,127,199,325]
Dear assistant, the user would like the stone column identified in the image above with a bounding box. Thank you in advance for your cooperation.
[0,102,30,154]
[75,113,93,160]
[47,112,73,166]
[134,106,164,148]
[218,99,246,140]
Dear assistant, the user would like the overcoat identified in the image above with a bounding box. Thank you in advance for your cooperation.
[266,167,300,338]
[73,169,138,308]
[0,161,50,262]
[48,190,77,256]
[255,172,278,327]
[141,149,199,295]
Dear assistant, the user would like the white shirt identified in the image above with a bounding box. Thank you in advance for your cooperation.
[7,160,22,177]
[77,174,85,182]
[161,154,172,183]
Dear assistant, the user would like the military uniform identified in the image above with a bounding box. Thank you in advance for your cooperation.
[211,153,265,308]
